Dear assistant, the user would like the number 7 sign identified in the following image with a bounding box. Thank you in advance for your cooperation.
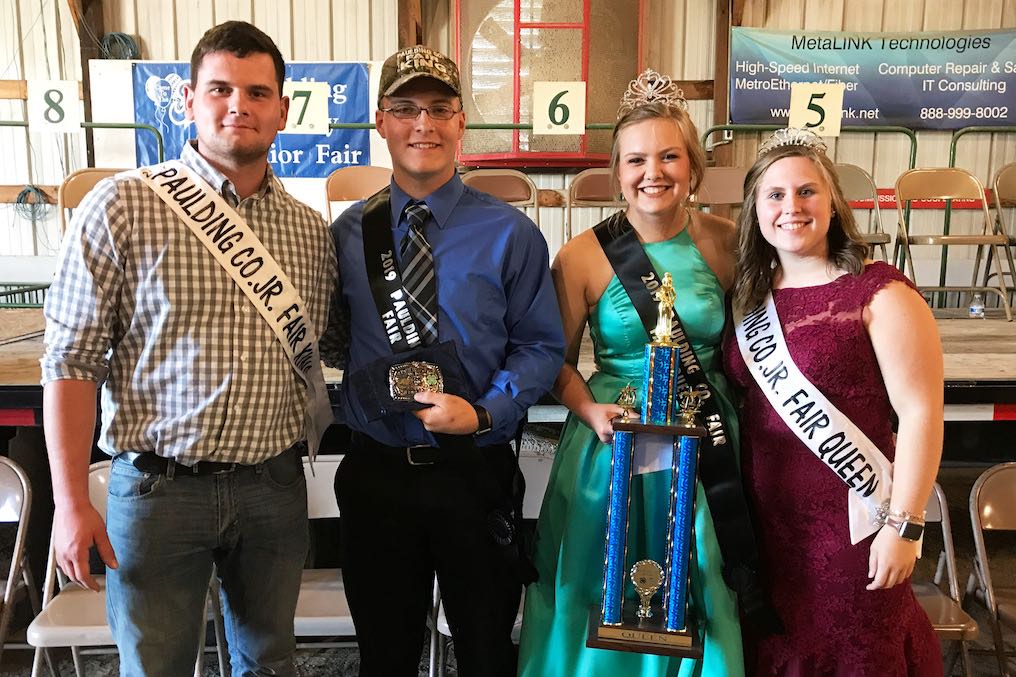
[533,82,586,136]
[281,81,330,135]
[788,82,845,137]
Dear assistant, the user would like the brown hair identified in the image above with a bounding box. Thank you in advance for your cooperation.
[732,143,868,313]
[608,102,706,200]
[190,21,286,96]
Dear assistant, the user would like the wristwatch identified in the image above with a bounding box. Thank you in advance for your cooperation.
[473,405,493,436]
[884,514,925,542]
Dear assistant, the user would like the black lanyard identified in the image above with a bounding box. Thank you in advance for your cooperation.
[361,187,426,354]
[593,210,780,633]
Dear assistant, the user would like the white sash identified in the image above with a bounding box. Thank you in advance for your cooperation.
[735,293,893,544]
[137,161,332,458]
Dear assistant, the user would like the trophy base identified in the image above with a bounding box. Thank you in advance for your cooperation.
[586,607,703,658]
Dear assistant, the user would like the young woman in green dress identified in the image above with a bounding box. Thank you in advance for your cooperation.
[517,71,746,677]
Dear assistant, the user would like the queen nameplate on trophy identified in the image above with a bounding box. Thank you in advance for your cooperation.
[388,361,444,401]
[588,272,706,658]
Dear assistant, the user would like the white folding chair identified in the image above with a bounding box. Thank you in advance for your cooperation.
[430,450,554,676]
[293,455,356,645]
[0,457,56,675]
[27,460,224,677]
[911,482,978,677]
[965,462,1016,677]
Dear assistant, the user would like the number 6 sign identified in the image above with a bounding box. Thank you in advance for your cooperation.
[533,82,586,136]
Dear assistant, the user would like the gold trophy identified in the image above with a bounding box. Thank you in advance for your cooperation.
[631,560,664,620]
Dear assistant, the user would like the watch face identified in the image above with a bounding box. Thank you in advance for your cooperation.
[899,521,924,541]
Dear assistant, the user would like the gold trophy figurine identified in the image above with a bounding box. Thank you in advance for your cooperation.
[616,384,638,421]
[651,273,677,345]
[631,560,664,620]
[677,388,704,427]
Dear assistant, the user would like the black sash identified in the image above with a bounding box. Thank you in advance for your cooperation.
[357,189,535,583]
[594,211,780,633]
[352,187,474,419]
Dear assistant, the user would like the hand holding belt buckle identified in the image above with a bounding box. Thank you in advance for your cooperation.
[389,361,444,401]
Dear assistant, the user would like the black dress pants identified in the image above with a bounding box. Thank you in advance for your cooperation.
[335,433,521,677]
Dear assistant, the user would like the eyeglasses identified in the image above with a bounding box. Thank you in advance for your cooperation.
[380,103,461,120]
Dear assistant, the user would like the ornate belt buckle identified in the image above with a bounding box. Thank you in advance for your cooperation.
[389,361,444,401]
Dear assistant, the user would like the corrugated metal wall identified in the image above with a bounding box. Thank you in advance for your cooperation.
[2,0,1015,279]
[0,0,84,260]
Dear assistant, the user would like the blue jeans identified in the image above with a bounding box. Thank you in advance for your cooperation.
[105,448,308,677]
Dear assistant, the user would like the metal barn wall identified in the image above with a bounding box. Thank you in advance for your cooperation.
[2,0,1014,275]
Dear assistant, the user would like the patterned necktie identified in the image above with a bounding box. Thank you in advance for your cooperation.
[400,201,439,345]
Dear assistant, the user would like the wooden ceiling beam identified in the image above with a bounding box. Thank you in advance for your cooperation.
[67,0,105,167]
[398,0,424,48]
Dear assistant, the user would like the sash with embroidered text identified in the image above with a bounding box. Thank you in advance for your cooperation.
[734,292,893,544]
[593,210,778,632]
[352,187,473,419]
[137,161,332,458]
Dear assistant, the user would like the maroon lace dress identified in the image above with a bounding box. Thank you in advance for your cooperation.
[723,262,941,677]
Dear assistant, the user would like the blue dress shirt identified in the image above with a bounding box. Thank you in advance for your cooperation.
[332,173,565,447]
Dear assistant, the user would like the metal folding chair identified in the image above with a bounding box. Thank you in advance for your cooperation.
[694,165,746,212]
[912,482,978,677]
[293,455,356,646]
[0,457,56,675]
[965,462,1016,677]
[893,167,1015,320]
[566,167,625,239]
[835,163,892,261]
[324,165,392,222]
[462,168,541,227]
[27,461,224,677]
[430,448,554,676]
[58,168,122,234]
[984,163,1016,289]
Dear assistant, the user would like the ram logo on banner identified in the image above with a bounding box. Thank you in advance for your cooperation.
[730,28,1016,130]
[132,61,369,177]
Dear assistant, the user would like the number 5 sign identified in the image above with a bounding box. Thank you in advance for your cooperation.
[533,82,586,136]
[27,80,81,134]
[788,82,845,137]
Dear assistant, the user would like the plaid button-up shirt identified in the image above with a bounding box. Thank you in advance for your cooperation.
[42,143,336,465]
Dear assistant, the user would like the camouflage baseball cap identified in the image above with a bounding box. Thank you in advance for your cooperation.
[378,45,461,104]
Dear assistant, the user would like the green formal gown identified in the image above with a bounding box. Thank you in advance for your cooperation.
[517,226,744,677]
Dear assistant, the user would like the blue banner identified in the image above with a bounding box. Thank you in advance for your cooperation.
[730,28,1016,130]
[132,61,370,177]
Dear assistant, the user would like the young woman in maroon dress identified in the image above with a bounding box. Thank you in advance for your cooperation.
[723,129,944,676]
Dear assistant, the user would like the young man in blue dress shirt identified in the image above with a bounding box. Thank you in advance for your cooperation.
[326,46,564,676]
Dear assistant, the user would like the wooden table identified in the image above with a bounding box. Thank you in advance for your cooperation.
[4,309,1016,424]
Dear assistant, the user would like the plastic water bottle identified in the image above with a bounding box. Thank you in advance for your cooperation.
[969,293,985,319]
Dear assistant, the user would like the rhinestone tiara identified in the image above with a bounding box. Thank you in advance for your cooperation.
[757,127,828,157]
[617,69,688,119]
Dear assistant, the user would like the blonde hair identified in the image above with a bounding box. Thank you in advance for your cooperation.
[732,143,868,313]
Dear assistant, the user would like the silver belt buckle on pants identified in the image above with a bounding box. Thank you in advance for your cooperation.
[406,444,436,466]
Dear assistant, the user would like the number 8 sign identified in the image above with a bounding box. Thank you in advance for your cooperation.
[533,82,586,136]
[27,80,81,134]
